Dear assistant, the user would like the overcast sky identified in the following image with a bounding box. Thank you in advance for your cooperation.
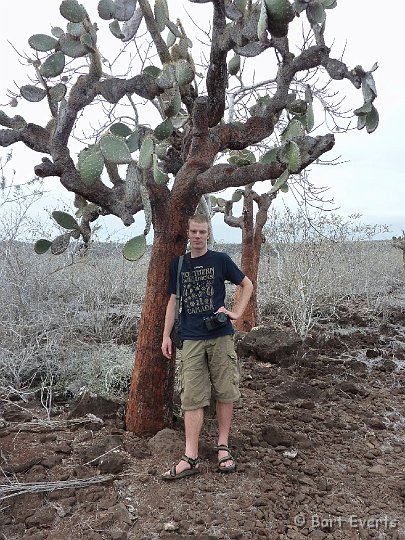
[0,0,403,243]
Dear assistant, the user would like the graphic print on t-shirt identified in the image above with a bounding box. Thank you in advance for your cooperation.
[182,265,215,315]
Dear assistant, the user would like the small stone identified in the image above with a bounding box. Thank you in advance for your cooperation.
[164,520,179,531]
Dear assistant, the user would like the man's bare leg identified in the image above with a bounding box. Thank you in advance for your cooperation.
[216,401,235,469]
[162,408,204,476]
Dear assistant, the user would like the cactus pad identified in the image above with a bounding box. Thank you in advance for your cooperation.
[306,1,326,24]
[154,118,173,140]
[49,83,67,102]
[110,123,133,137]
[228,54,241,76]
[39,52,66,78]
[126,130,140,152]
[28,34,58,52]
[52,210,80,230]
[98,0,116,20]
[34,239,52,254]
[270,169,289,194]
[78,145,105,186]
[59,34,88,58]
[153,155,169,184]
[20,85,47,103]
[51,233,71,255]
[60,0,88,23]
[100,134,132,164]
[175,60,195,86]
[123,234,147,261]
[114,0,137,21]
[139,138,154,169]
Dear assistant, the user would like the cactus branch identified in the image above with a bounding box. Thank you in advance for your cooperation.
[138,0,172,65]
[206,0,228,127]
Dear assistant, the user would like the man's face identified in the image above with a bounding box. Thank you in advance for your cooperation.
[188,220,209,250]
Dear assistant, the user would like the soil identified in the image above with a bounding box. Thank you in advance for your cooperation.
[1,299,405,540]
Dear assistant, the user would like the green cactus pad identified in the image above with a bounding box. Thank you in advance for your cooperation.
[357,114,367,130]
[264,0,294,24]
[78,145,105,186]
[98,0,116,20]
[153,155,169,184]
[80,32,96,51]
[123,234,147,261]
[20,85,47,103]
[287,99,307,115]
[114,0,137,21]
[268,21,289,38]
[280,182,289,193]
[28,34,58,52]
[126,130,140,152]
[281,118,305,141]
[157,63,176,89]
[216,197,226,207]
[154,0,169,33]
[165,87,182,117]
[52,210,80,230]
[304,102,314,132]
[228,149,256,166]
[366,105,379,134]
[59,34,88,58]
[166,29,178,49]
[39,52,66,78]
[228,54,241,76]
[143,65,161,78]
[154,118,173,141]
[270,169,289,194]
[166,19,181,38]
[138,138,154,169]
[51,233,71,255]
[322,0,337,8]
[49,83,67,102]
[109,20,124,39]
[60,0,87,23]
[100,134,132,164]
[67,21,86,37]
[175,60,195,86]
[210,195,218,206]
[260,147,278,164]
[110,122,133,137]
[306,1,326,24]
[232,190,243,203]
[155,143,169,159]
[122,7,143,41]
[354,101,373,116]
[287,140,301,172]
[51,27,65,39]
[257,1,268,41]
[34,239,52,254]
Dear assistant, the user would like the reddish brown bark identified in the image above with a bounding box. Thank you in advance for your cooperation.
[232,188,274,333]
[125,173,203,435]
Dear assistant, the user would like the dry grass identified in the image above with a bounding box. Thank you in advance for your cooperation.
[0,227,403,404]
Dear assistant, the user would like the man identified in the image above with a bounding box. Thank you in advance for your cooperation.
[161,214,253,480]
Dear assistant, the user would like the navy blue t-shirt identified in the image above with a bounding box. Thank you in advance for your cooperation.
[168,250,245,340]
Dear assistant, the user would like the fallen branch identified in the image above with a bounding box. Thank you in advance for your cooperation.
[0,475,114,501]
[5,414,104,433]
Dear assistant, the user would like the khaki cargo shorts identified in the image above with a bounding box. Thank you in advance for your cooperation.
[180,334,241,411]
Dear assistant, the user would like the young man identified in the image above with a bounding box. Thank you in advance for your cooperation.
[161,214,253,480]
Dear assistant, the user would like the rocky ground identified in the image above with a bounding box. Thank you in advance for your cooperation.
[1,298,405,540]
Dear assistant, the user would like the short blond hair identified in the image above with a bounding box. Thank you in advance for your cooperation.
[188,214,209,226]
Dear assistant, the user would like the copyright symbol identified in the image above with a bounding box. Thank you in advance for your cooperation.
[294,514,306,527]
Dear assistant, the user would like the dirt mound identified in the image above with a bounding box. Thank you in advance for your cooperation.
[1,306,405,540]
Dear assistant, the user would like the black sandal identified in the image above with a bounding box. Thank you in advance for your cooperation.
[215,444,236,473]
[161,455,201,481]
